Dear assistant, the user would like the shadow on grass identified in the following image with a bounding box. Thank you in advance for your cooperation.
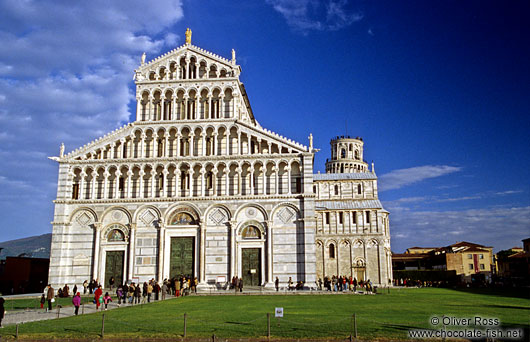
[449,287,530,300]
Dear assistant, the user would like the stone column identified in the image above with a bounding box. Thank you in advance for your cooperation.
[150,170,156,198]
[127,170,133,198]
[237,132,241,155]
[162,169,169,198]
[274,166,279,195]
[247,135,251,155]
[128,224,136,281]
[200,169,205,197]
[225,171,229,196]
[189,133,195,156]
[225,132,230,155]
[249,167,255,195]
[115,170,121,199]
[212,169,218,196]
[164,135,169,157]
[264,221,274,288]
[92,224,101,282]
[262,168,267,195]
[120,138,126,158]
[90,171,96,199]
[139,133,146,158]
[199,222,206,283]
[102,171,109,199]
[287,166,292,194]
[176,134,181,156]
[212,133,218,156]
[158,220,165,282]
[201,133,206,156]
[194,98,199,120]
[208,96,213,119]
[229,221,237,279]
[138,170,145,198]
[219,94,224,118]
[236,167,242,195]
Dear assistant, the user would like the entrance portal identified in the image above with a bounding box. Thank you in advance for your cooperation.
[170,237,194,279]
[105,251,124,287]
[354,266,365,281]
[241,248,261,286]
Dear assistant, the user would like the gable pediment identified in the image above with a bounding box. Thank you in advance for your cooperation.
[135,44,239,82]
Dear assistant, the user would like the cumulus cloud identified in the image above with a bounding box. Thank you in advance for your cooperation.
[0,0,184,194]
[379,165,462,192]
[389,206,530,253]
[267,0,363,33]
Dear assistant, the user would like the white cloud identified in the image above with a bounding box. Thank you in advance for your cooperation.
[0,0,184,185]
[390,206,530,253]
[495,190,523,195]
[266,0,363,33]
[379,165,462,192]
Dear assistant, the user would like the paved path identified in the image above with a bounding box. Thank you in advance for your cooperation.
[2,287,384,327]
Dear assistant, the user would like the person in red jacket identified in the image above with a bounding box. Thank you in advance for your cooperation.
[94,285,103,310]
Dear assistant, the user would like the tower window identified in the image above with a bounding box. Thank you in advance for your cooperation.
[334,185,339,195]
[339,212,343,224]
[365,211,370,224]
[341,149,346,158]
[329,243,336,258]
[357,184,362,194]
[325,212,330,224]
[352,211,356,224]
[119,177,125,191]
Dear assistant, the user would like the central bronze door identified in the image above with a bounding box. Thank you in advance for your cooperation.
[105,251,124,287]
[242,248,261,286]
[170,237,194,279]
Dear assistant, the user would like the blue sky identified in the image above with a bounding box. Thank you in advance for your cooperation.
[0,0,528,252]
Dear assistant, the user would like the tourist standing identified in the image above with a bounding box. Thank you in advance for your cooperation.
[83,280,88,294]
[238,277,243,292]
[94,285,103,310]
[40,294,45,309]
[161,281,168,300]
[0,297,5,328]
[46,284,54,312]
[72,292,81,315]
[116,285,123,306]
[103,292,112,310]
[109,276,115,291]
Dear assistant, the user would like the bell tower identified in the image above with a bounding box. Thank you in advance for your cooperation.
[325,136,368,173]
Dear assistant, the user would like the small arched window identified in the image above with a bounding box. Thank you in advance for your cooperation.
[355,150,360,160]
[334,185,339,195]
[329,243,336,258]
[357,184,362,195]
[341,149,346,159]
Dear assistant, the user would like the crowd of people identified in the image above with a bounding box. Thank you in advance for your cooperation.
[317,276,375,293]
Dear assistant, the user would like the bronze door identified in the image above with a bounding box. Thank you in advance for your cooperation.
[242,248,261,286]
[170,237,194,279]
[105,251,124,287]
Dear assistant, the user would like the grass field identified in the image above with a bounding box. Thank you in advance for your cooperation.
[1,288,529,340]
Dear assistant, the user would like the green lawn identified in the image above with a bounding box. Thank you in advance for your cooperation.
[1,288,529,340]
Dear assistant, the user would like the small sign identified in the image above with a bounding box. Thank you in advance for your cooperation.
[275,307,284,318]
[250,269,257,274]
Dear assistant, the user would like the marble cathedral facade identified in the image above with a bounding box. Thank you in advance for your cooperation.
[48,32,391,290]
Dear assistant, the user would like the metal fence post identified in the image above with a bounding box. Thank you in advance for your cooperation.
[184,313,187,338]
[101,313,105,338]
[16,324,19,339]
[354,313,357,339]
[57,305,61,319]
[267,313,271,339]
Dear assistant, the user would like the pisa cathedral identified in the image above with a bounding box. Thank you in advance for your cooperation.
[48,31,392,290]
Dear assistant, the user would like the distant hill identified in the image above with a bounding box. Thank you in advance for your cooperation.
[0,233,52,259]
